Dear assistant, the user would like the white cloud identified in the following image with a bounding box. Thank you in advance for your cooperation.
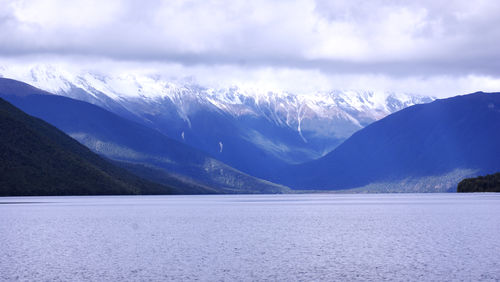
[2,57,499,98]
[0,0,500,95]
[11,0,120,28]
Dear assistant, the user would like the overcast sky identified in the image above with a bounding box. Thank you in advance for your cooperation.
[1,0,500,96]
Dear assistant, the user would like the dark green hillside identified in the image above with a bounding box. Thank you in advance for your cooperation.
[457,173,500,192]
[0,98,175,196]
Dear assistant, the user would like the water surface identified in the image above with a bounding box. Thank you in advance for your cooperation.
[1,194,499,281]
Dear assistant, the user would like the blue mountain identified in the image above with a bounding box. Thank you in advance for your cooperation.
[0,65,433,181]
[0,78,289,194]
[274,92,500,192]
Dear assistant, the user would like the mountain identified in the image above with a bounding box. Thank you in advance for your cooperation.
[457,172,500,192]
[0,78,289,194]
[0,64,434,178]
[0,97,177,196]
[274,92,500,192]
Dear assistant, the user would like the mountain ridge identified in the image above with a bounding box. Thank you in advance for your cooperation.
[0,78,290,194]
[273,92,500,192]
[0,64,434,178]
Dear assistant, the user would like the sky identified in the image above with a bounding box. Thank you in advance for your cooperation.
[1,0,500,97]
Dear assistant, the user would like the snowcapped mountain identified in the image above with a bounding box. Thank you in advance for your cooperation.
[276,92,500,192]
[0,64,434,178]
[0,78,289,194]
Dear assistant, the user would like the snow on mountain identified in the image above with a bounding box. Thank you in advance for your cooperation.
[0,64,432,135]
[0,64,434,178]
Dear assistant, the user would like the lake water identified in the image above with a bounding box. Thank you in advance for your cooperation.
[1,194,499,281]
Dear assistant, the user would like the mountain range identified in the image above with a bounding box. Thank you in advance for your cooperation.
[274,92,500,192]
[0,64,433,178]
[1,66,499,194]
[0,78,289,194]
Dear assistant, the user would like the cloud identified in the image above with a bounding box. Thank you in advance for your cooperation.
[2,57,500,98]
[0,0,500,94]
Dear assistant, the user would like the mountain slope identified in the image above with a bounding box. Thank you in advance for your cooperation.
[0,64,434,179]
[0,97,177,196]
[275,92,500,192]
[0,78,289,194]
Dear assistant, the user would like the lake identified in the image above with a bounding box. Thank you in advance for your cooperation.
[1,194,499,281]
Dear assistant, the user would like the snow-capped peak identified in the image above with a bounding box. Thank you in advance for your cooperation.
[0,63,434,137]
